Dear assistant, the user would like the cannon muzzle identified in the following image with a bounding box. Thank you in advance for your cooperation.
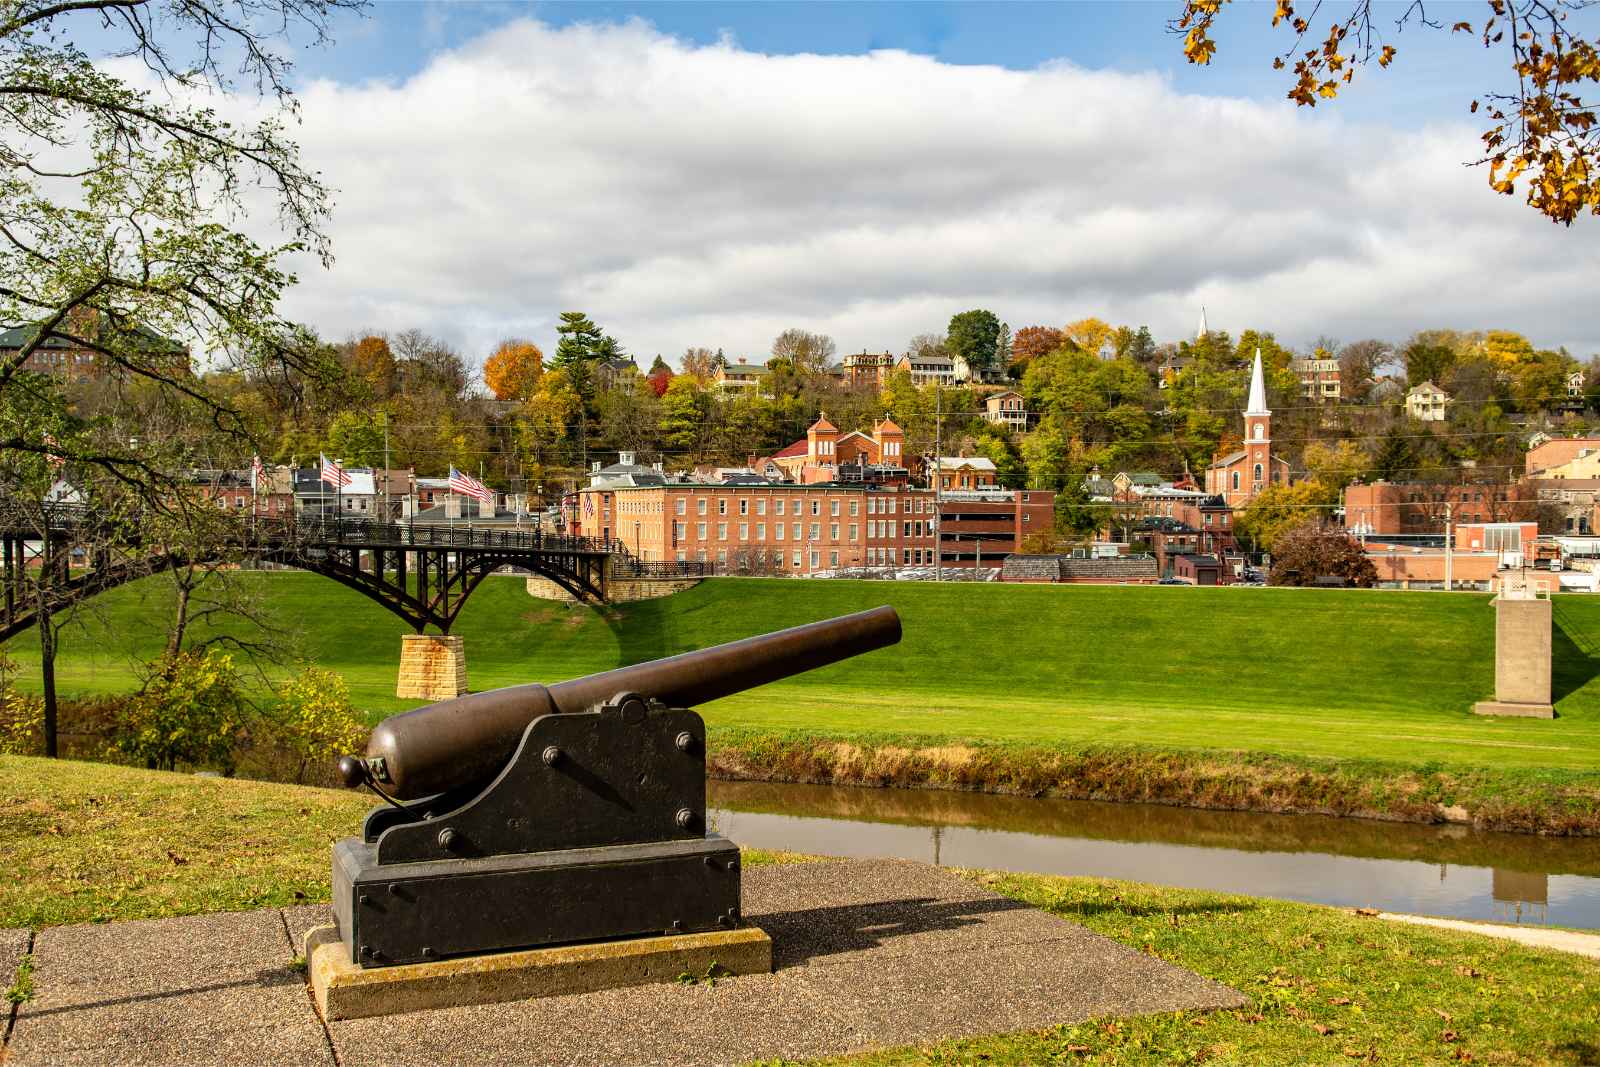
[351,605,901,799]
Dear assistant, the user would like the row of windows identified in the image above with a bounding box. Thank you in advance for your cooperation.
[672,522,857,543]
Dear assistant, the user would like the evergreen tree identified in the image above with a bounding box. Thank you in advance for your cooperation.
[554,312,603,397]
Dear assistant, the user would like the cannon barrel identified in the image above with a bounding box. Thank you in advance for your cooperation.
[353,605,901,799]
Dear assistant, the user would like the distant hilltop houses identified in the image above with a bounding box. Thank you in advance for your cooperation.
[712,349,1008,392]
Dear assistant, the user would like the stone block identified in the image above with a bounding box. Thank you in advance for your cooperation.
[305,924,772,1021]
[1476,594,1555,717]
[1473,700,1555,718]
[395,634,467,701]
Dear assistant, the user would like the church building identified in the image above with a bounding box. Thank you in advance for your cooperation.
[1205,349,1291,507]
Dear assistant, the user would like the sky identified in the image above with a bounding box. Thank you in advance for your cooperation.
[99,2,1600,369]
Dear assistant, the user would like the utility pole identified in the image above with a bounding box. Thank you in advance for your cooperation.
[1444,501,1453,592]
[933,384,942,583]
[382,413,391,523]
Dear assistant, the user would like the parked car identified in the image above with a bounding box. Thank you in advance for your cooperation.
[1158,576,1190,586]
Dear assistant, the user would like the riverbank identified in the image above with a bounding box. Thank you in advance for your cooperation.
[2,757,1595,1066]
[707,731,1600,836]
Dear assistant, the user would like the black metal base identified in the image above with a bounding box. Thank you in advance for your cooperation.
[333,834,742,967]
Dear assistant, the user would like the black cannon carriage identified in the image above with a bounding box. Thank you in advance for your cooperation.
[333,605,901,967]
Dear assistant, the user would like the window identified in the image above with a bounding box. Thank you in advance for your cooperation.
[717,523,728,540]
[849,523,858,541]
[739,523,749,540]
[675,498,686,516]
[793,522,801,540]
[674,522,686,541]
[698,498,707,516]
[718,499,728,516]
[849,500,859,516]
[830,523,839,540]
[776,499,786,516]
[1252,424,1264,441]
[811,500,821,516]
[775,523,785,541]
[739,499,748,516]
[1253,463,1263,484]
[717,550,727,564]
[677,551,686,561]
[697,523,706,540]
[830,500,840,516]
[889,499,897,515]
[756,523,766,540]
[792,551,801,567]
[830,551,839,567]
[756,500,766,516]
[1231,471,1240,491]
[696,550,706,562]
[904,548,912,564]
[809,523,820,541]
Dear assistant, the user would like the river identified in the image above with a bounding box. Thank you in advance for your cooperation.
[709,780,1600,928]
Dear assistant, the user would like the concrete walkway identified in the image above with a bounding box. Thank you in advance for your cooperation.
[1380,912,1600,960]
[3,859,1244,1066]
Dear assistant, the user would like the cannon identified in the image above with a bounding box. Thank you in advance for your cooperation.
[331,605,901,968]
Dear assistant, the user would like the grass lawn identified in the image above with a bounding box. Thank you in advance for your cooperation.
[3,757,1596,1065]
[7,573,1600,774]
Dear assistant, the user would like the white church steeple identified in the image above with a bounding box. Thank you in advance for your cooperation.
[1246,347,1269,416]
[1196,306,1208,340]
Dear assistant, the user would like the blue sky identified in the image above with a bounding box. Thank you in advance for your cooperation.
[306,1,1501,124]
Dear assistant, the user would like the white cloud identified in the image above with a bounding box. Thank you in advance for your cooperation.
[265,17,1600,369]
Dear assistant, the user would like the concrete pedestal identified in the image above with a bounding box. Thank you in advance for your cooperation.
[395,634,467,701]
[1473,594,1555,719]
[304,923,773,1020]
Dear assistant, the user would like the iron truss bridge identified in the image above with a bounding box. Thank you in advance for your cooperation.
[0,504,705,640]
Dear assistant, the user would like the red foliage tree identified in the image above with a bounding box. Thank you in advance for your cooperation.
[1268,520,1379,588]
[1010,325,1065,371]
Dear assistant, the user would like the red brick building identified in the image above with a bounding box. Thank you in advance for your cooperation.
[575,481,1051,573]
[1344,481,1533,535]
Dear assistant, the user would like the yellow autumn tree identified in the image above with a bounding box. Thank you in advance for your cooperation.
[484,339,545,401]
[1062,317,1115,359]
[348,335,396,394]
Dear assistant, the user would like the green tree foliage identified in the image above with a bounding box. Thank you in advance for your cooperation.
[325,410,386,468]
[113,650,249,773]
[518,368,582,468]
[270,668,368,784]
[1234,481,1331,552]
[0,0,354,499]
[659,377,710,454]
[947,309,1002,371]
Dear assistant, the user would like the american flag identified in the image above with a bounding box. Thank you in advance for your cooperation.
[251,454,266,491]
[320,453,351,489]
[448,466,493,505]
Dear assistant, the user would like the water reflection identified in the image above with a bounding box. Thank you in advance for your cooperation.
[709,780,1600,929]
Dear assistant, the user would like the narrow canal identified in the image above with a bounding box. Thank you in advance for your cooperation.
[709,780,1600,929]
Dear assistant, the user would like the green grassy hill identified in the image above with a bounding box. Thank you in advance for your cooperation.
[6,574,1600,772]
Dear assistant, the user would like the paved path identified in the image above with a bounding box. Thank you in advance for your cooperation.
[1380,912,1600,960]
[3,860,1244,1066]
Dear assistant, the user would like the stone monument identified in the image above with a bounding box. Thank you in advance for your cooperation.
[1473,574,1555,719]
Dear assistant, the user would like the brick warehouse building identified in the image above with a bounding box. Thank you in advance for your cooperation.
[574,481,1053,573]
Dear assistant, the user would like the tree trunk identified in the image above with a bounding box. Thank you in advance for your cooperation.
[167,576,192,658]
[39,601,57,758]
